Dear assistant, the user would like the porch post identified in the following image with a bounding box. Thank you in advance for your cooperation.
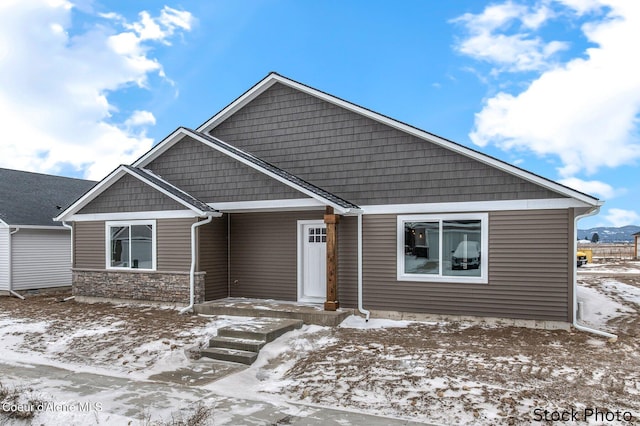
[324,206,339,311]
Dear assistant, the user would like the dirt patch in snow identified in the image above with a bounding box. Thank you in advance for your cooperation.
[264,274,640,425]
[0,297,212,375]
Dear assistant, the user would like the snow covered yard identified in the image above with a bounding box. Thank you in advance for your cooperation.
[1,262,639,425]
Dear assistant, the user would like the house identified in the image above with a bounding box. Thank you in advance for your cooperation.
[0,168,95,297]
[634,232,640,260]
[54,73,602,326]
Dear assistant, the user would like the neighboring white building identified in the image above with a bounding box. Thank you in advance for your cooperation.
[0,168,94,296]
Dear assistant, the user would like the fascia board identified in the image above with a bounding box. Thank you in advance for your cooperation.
[68,210,203,222]
[196,73,599,206]
[361,198,594,215]
[8,225,69,230]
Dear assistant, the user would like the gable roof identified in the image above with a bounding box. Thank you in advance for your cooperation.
[55,165,219,221]
[196,72,601,207]
[0,168,95,227]
[122,166,217,214]
[133,127,361,213]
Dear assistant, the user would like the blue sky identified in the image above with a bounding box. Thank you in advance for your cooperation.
[0,0,638,229]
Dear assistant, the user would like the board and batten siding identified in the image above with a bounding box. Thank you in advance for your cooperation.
[0,227,10,291]
[11,229,72,290]
[229,211,323,301]
[198,215,228,300]
[210,82,567,205]
[357,210,572,322]
[74,219,195,272]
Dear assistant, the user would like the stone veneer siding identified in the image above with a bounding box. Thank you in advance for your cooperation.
[72,269,205,304]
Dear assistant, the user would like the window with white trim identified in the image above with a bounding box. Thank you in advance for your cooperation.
[397,214,488,283]
[106,220,156,270]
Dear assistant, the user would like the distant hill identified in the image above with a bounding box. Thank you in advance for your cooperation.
[577,225,640,243]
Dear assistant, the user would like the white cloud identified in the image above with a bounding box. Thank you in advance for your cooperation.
[558,177,622,199]
[602,208,640,227]
[125,110,156,127]
[0,1,193,180]
[452,2,566,73]
[463,0,640,177]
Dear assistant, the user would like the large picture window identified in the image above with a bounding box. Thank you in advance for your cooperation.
[106,221,156,270]
[397,214,488,283]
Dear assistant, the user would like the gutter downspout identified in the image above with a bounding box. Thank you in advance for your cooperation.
[357,214,370,321]
[62,220,74,276]
[62,221,73,259]
[180,215,215,314]
[8,228,25,300]
[61,222,74,302]
[573,207,617,342]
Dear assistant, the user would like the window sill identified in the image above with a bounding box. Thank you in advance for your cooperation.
[105,267,157,272]
[397,274,488,285]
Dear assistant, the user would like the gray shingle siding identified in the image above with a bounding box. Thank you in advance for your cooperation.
[124,166,217,213]
[146,135,305,203]
[79,174,185,214]
[209,83,565,205]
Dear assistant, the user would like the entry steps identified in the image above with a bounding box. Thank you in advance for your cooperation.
[201,318,303,365]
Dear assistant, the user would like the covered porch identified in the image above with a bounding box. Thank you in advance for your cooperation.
[194,297,353,326]
[198,203,365,317]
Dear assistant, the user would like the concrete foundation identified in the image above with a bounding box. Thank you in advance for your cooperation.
[366,309,572,331]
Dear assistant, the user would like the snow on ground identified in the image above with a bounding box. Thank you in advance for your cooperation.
[602,280,640,305]
[580,260,640,274]
[576,285,631,329]
[339,315,416,329]
[1,265,640,425]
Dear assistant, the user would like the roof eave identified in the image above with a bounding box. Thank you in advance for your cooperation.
[55,164,220,222]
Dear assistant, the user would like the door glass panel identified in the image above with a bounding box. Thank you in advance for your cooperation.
[307,226,326,243]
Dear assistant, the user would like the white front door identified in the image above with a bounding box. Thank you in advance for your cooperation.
[298,221,326,303]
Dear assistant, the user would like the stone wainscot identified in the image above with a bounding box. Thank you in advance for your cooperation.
[72,269,205,305]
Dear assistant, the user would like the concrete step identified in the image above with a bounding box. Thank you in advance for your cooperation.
[200,347,258,365]
[217,318,303,342]
[200,318,305,366]
[209,336,266,352]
